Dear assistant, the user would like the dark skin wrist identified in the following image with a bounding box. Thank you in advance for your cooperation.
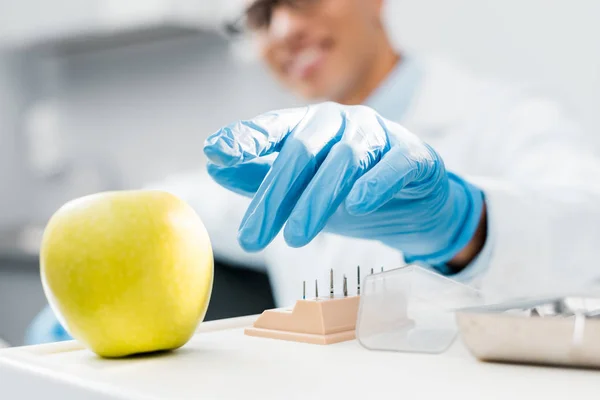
[447,202,488,273]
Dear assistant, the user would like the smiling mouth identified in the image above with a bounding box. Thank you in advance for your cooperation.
[285,39,333,80]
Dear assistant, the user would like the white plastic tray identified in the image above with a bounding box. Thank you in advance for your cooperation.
[0,315,598,400]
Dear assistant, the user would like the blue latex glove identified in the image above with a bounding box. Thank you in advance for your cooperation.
[204,102,484,266]
[25,305,72,345]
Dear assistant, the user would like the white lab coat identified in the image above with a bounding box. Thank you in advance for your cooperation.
[149,55,600,307]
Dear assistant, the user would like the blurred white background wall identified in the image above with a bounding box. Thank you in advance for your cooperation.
[0,0,599,344]
[386,0,600,145]
[0,0,599,226]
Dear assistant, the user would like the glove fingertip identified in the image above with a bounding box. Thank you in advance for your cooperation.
[283,222,310,248]
[205,162,231,186]
[203,128,242,167]
[284,235,308,249]
[205,161,220,176]
[237,232,265,253]
[345,202,371,216]
[345,187,373,216]
[238,218,272,252]
[203,144,239,167]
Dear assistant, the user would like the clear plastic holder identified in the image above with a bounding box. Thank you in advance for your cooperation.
[356,264,484,354]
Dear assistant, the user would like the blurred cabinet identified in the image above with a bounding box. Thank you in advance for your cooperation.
[0,0,242,52]
[0,258,47,346]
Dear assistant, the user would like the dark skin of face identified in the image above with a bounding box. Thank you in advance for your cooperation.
[249,0,399,104]
[244,0,487,270]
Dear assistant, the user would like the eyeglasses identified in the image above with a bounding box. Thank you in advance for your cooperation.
[224,0,320,37]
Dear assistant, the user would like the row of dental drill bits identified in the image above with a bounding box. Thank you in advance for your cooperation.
[302,266,385,300]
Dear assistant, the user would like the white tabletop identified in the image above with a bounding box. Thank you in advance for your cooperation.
[0,315,598,400]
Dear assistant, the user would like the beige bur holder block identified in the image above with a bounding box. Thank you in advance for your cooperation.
[244,296,360,345]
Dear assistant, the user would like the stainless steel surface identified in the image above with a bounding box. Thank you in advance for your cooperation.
[477,297,600,318]
[457,296,600,369]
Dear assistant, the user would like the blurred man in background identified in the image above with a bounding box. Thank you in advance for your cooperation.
[27,0,600,344]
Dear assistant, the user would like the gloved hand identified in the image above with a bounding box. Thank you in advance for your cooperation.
[204,102,484,266]
[24,305,72,345]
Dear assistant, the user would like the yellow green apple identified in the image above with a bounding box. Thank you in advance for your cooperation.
[40,190,214,358]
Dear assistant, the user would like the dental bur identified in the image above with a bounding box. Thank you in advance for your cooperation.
[343,275,348,297]
[245,266,361,345]
[330,269,334,298]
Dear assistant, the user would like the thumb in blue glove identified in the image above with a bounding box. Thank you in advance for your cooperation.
[204,102,484,267]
